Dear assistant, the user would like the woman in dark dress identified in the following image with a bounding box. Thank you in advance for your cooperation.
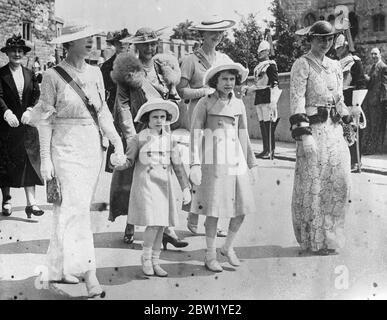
[0,34,44,218]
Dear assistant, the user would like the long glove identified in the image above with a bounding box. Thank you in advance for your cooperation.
[21,108,33,125]
[38,124,54,180]
[4,110,19,127]
[189,165,202,186]
[302,135,318,157]
[182,187,191,205]
[98,107,125,165]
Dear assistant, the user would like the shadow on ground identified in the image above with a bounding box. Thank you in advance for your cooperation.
[0,277,85,300]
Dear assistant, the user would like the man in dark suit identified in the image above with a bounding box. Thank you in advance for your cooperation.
[0,34,44,218]
[335,34,367,172]
[361,47,387,155]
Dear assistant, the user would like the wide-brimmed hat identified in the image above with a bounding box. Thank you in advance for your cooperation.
[189,16,235,31]
[296,20,341,37]
[106,28,130,44]
[1,34,31,53]
[134,98,179,124]
[203,62,249,86]
[121,27,166,44]
[50,24,102,44]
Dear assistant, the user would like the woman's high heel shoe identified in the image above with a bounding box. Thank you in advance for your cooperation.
[2,202,12,216]
[162,233,188,250]
[25,205,44,219]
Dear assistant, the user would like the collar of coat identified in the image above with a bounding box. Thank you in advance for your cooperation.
[206,90,243,118]
[138,128,173,151]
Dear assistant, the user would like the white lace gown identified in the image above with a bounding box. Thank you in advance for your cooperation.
[290,53,351,252]
[30,61,121,280]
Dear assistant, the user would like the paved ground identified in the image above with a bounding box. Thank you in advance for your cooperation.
[1,154,387,300]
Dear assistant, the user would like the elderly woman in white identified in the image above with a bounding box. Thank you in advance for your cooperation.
[26,25,126,298]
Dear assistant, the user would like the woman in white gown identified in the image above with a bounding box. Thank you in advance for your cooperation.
[27,25,125,298]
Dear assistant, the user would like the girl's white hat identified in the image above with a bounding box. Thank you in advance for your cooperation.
[134,98,179,124]
[203,62,249,86]
[50,24,102,44]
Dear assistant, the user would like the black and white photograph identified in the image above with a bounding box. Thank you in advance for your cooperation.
[1,0,387,304]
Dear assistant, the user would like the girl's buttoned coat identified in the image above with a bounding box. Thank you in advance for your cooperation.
[126,129,190,227]
[190,92,257,218]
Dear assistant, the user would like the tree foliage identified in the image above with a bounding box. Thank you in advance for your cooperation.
[268,0,307,72]
[218,13,263,75]
[170,20,200,41]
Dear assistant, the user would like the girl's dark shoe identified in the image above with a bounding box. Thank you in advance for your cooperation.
[25,205,44,219]
[123,224,134,244]
[162,233,188,250]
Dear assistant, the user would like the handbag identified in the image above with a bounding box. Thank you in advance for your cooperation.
[46,177,62,205]
[53,66,107,151]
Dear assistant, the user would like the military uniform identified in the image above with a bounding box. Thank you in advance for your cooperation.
[340,54,366,168]
[253,59,279,158]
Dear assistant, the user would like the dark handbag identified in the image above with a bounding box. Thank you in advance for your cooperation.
[53,66,107,151]
[46,177,62,205]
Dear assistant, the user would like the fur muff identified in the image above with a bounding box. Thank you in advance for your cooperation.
[110,52,144,88]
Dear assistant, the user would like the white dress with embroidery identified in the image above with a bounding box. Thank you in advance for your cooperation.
[290,53,351,252]
[30,61,121,280]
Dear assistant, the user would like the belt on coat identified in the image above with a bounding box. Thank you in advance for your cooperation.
[308,103,341,125]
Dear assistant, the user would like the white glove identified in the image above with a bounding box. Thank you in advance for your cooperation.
[189,165,202,186]
[110,152,127,167]
[98,106,125,155]
[240,85,249,96]
[38,124,54,181]
[21,109,32,124]
[350,105,362,119]
[182,187,191,205]
[302,135,318,157]
[4,110,19,127]
[203,87,216,96]
[41,160,55,181]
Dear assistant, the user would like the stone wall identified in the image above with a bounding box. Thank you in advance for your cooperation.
[0,0,57,69]
[282,0,387,70]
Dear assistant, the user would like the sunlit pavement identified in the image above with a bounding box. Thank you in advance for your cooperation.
[1,157,387,300]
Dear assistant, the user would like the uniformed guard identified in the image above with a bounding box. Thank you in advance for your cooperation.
[335,33,367,172]
[246,40,279,159]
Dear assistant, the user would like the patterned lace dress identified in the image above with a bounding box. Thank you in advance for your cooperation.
[30,61,121,280]
[290,53,351,252]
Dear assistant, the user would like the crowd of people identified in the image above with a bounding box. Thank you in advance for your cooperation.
[0,16,386,298]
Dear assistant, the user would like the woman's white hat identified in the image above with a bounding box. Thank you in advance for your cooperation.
[50,24,102,44]
[258,40,271,53]
[203,62,249,86]
[189,15,236,31]
[134,98,179,124]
